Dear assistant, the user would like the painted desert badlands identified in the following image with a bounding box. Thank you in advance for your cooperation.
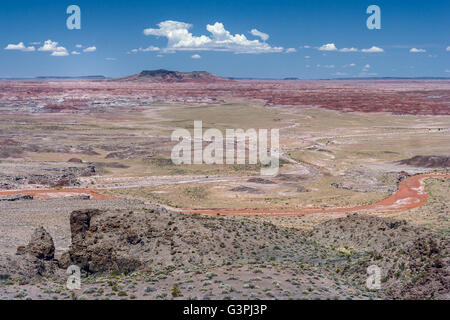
[0,72,449,300]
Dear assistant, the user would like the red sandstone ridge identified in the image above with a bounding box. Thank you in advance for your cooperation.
[117,69,232,83]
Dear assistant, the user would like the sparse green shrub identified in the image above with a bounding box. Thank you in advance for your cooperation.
[171,285,183,297]
[117,291,128,297]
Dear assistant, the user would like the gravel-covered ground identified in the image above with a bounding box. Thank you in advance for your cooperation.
[0,198,146,255]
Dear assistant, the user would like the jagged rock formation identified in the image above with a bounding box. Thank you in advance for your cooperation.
[310,214,449,299]
[62,207,318,274]
[16,227,55,260]
[6,209,449,299]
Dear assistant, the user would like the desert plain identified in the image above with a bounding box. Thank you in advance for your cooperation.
[0,74,449,300]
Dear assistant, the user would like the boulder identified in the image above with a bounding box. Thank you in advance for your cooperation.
[70,209,101,242]
[65,209,143,273]
[23,227,55,260]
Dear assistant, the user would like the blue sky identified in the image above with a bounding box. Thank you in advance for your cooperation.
[0,0,449,78]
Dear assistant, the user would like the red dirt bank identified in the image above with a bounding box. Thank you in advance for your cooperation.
[0,174,448,217]
[182,174,450,217]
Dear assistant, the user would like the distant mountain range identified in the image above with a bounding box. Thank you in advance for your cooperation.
[322,76,450,81]
[228,76,450,81]
[0,75,106,80]
[1,72,449,82]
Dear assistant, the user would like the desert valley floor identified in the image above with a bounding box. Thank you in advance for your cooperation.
[0,77,449,300]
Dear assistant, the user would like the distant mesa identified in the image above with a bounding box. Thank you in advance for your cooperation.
[35,75,106,80]
[118,69,232,83]
[0,75,107,81]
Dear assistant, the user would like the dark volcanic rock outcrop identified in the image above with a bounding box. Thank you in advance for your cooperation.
[310,214,449,300]
[67,209,134,273]
[398,155,450,168]
[68,158,83,163]
[67,209,143,273]
[247,177,275,184]
[70,209,101,240]
[63,207,449,300]
[17,227,55,260]
[61,207,321,274]
[5,207,448,300]
[229,185,264,194]
[9,227,58,278]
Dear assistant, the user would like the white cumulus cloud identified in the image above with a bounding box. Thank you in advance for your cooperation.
[361,46,384,53]
[51,50,69,57]
[250,29,269,41]
[318,43,337,51]
[191,54,201,59]
[285,48,297,53]
[129,46,160,53]
[6,39,76,57]
[317,44,383,53]
[38,40,59,52]
[4,42,35,52]
[362,64,371,71]
[446,46,449,51]
[143,20,283,54]
[38,40,69,56]
[339,47,358,52]
[83,46,96,52]
[410,48,426,53]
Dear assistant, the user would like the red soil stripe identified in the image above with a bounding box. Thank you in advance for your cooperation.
[0,174,447,216]
[180,174,450,216]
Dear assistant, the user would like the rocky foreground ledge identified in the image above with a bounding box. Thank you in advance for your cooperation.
[1,207,449,300]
